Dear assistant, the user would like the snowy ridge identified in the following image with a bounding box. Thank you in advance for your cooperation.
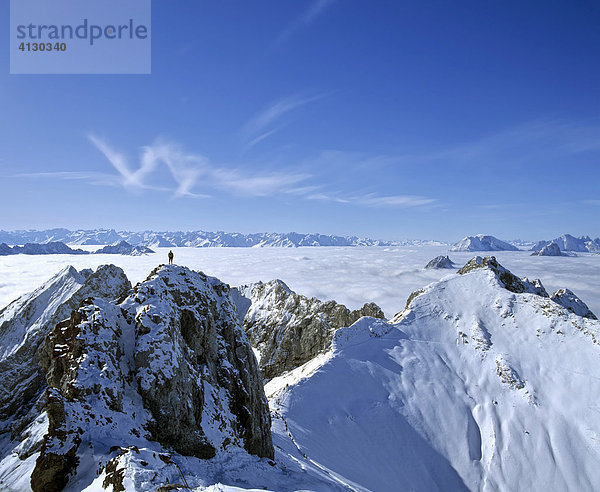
[0,265,131,436]
[271,257,600,491]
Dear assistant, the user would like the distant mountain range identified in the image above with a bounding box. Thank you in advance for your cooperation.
[0,240,154,256]
[452,234,600,253]
[531,234,600,253]
[0,229,446,248]
[0,242,88,256]
[1,230,597,252]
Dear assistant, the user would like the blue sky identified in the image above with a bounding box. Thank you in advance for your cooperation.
[1,0,599,241]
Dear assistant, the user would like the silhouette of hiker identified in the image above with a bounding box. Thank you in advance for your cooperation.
[168,250,174,265]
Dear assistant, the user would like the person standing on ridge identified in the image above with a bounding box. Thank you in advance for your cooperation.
[168,250,174,265]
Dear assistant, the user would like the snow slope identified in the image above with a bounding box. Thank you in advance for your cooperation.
[268,259,600,491]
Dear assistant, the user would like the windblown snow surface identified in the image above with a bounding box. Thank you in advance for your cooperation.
[266,265,600,491]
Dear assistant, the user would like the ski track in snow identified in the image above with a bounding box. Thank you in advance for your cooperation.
[1,246,598,319]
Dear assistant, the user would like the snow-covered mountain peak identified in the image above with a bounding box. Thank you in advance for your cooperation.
[457,255,548,296]
[268,255,600,491]
[0,264,131,447]
[451,234,519,252]
[0,265,85,361]
[0,263,274,491]
[532,234,600,253]
[531,241,568,256]
[424,254,456,269]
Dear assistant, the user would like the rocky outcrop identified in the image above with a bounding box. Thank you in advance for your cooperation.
[0,265,131,435]
[457,256,596,320]
[424,255,455,269]
[551,288,597,320]
[531,242,568,257]
[458,256,548,296]
[30,265,273,492]
[238,280,385,379]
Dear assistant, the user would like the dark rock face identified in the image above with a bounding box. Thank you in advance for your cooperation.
[30,265,273,491]
[239,280,385,380]
[424,255,456,269]
[128,266,272,460]
[29,389,80,492]
[457,256,548,296]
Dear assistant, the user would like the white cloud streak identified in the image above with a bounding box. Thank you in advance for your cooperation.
[242,94,325,149]
[307,192,436,208]
[275,0,335,45]
[211,169,311,197]
[14,136,438,210]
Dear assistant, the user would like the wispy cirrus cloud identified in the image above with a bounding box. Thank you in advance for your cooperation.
[357,194,437,208]
[211,169,310,197]
[15,136,314,201]
[137,140,208,197]
[13,170,119,186]
[275,0,335,46]
[13,135,439,209]
[241,94,326,150]
[307,192,437,208]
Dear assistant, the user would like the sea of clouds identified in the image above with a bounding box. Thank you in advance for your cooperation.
[1,246,598,318]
